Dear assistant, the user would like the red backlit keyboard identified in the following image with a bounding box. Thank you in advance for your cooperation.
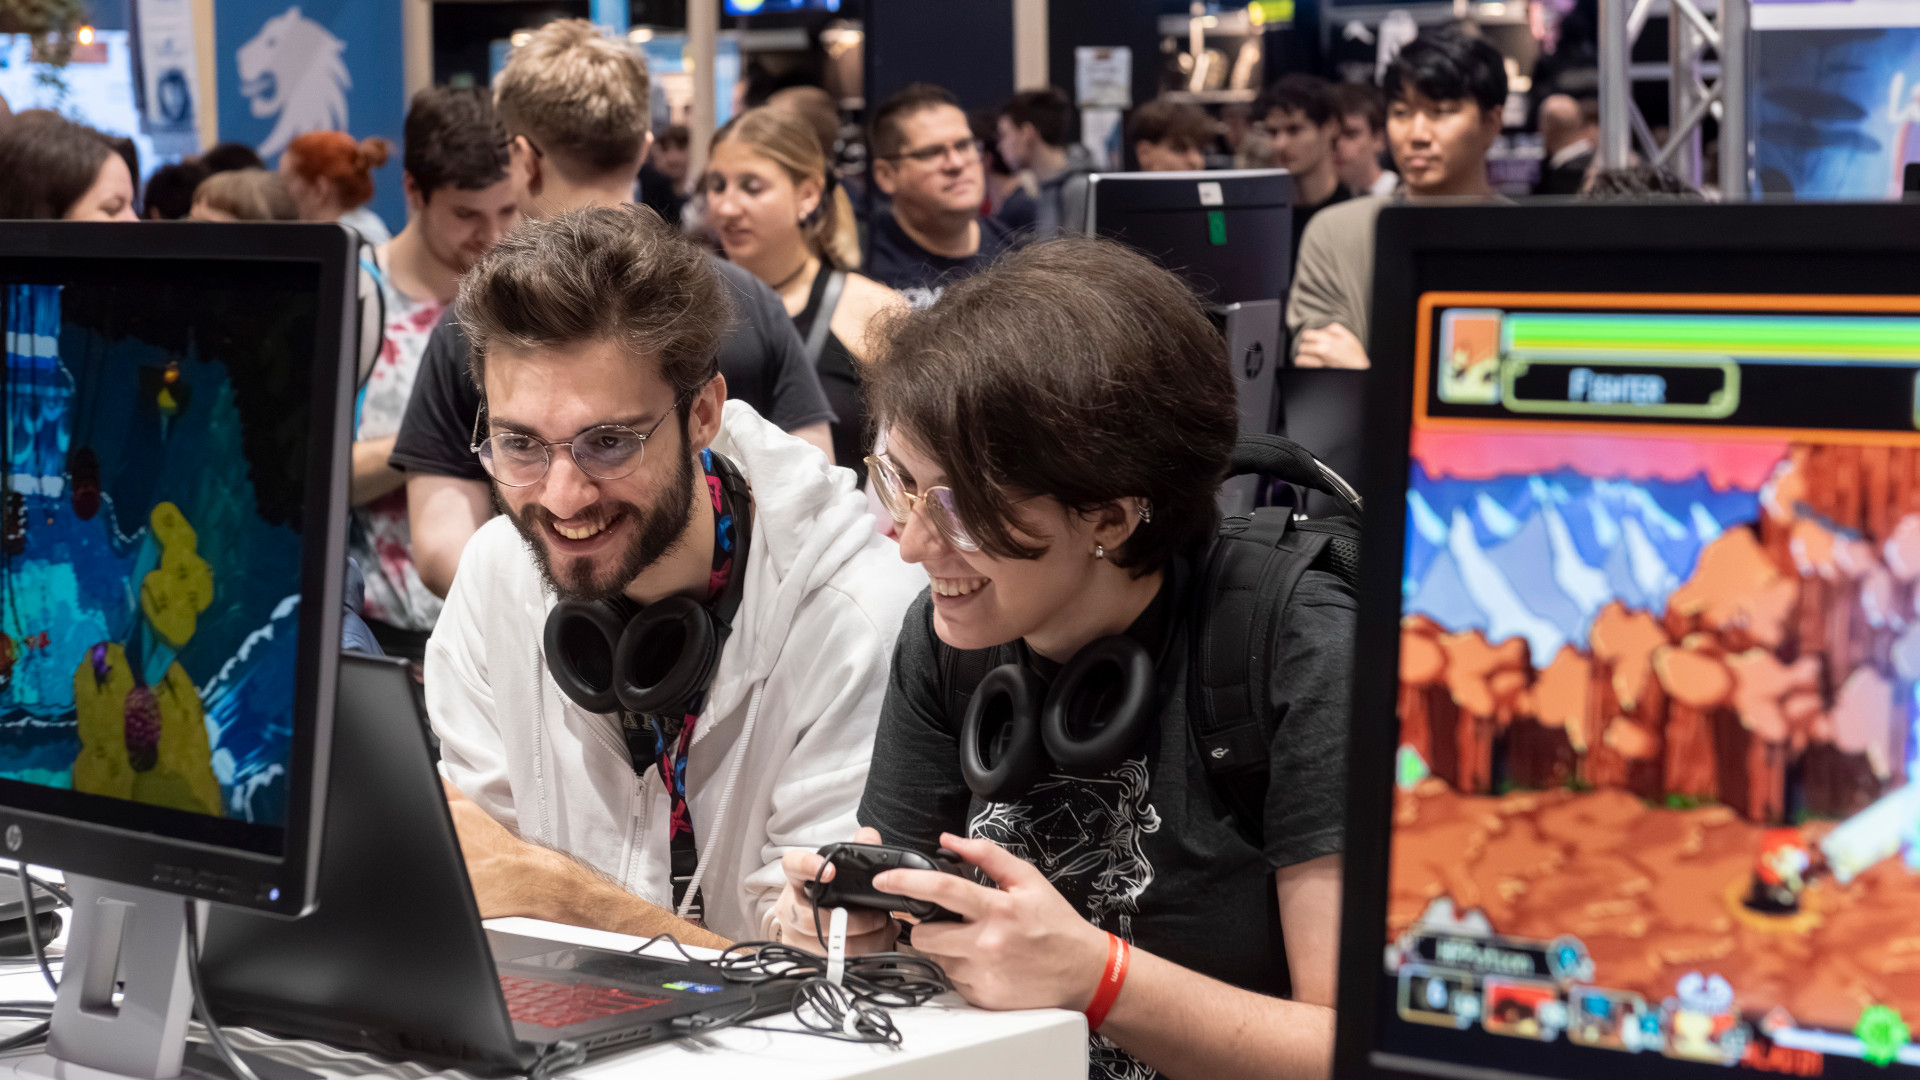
[499,974,671,1029]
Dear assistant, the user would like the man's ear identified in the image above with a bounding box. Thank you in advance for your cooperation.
[685,374,728,454]
[512,136,543,199]
[402,171,426,216]
[872,157,899,196]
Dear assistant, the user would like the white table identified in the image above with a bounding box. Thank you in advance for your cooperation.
[0,914,1088,1080]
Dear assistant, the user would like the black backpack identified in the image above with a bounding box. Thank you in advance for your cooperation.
[936,433,1362,848]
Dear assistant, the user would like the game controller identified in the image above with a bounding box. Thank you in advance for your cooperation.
[805,842,967,922]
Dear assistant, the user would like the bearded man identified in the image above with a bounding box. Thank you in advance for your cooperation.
[426,205,924,946]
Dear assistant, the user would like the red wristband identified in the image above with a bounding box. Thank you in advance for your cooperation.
[1084,932,1130,1033]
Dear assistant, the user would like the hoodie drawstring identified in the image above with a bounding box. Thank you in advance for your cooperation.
[676,681,764,921]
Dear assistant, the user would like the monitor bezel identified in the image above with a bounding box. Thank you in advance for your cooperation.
[0,222,353,918]
[1336,202,1920,1080]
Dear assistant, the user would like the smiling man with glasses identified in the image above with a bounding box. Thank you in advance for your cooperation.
[864,82,1019,308]
[426,205,926,947]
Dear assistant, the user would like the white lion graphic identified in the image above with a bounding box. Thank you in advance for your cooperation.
[236,6,350,158]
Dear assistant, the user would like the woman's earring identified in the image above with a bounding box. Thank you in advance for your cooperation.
[1093,543,1106,560]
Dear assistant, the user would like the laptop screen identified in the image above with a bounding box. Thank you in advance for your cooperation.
[1384,291,1920,1075]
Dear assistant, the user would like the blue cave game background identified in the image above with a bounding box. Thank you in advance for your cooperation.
[2,280,312,829]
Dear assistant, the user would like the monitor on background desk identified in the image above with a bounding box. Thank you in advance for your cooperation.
[1086,169,1295,510]
[1341,203,1920,1080]
[0,222,356,1078]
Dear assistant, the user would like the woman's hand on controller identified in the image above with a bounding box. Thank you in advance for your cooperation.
[876,832,1108,1012]
[775,826,899,955]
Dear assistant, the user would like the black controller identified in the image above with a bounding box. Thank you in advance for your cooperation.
[805,842,966,922]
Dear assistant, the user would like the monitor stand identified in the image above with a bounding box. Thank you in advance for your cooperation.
[2,876,305,1080]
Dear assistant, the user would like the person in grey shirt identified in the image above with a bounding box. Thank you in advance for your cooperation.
[1289,29,1511,370]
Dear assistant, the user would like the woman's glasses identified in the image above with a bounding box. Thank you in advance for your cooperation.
[471,406,678,488]
[865,453,980,552]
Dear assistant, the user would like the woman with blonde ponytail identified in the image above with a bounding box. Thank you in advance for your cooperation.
[706,105,904,474]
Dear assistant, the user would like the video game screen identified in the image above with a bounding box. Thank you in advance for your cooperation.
[1,264,318,854]
[1385,293,1920,1077]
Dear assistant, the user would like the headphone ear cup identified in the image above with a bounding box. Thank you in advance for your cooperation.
[1042,635,1157,777]
[613,595,720,715]
[959,665,1052,801]
[543,600,633,714]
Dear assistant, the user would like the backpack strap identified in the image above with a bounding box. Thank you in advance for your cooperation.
[1189,509,1336,849]
[937,637,1001,737]
[802,270,848,366]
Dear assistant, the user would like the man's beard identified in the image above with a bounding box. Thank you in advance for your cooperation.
[509,446,699,603]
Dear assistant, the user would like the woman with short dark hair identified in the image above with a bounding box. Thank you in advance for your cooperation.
[773,237,1354,1080]
[0,116,137,221]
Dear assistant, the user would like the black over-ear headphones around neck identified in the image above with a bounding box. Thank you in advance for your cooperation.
[542,451,754,717]
[959,559,1189,801]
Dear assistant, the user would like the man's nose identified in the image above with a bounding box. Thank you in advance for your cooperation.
[539,451,601,521]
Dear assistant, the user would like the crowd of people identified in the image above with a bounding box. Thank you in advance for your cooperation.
[0,18,1680,1080]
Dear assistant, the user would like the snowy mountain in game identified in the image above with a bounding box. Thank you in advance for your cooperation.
[1404,463,1763,667]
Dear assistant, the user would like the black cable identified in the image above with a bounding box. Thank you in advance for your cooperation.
[0,1021,48,1052]
[181,901,263,1080]
[15,864,55,996]
[715,941,951,1009]
[19,874,69,910]
[626,934,950,1047]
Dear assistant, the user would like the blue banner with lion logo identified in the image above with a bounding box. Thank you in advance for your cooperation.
[215,0,404,234]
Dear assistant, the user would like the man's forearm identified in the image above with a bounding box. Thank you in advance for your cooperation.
[514,842,732,950]
[1100,946,1335,1080]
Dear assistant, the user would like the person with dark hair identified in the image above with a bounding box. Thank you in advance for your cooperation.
[1581,163,1701,200]
[1256,74,1351,249]
[864,82,1016,307]
[1332,82,1398,197]
[638,124,692,225]
[994,86,1093,237]
[1288,29,1510,370]
[772,237,1353,1080]
[392,19,834,605]
[144,160,211,219]
[347,86,521,662]
[1127,99,1212,172]
[427,205,925,947]
[188,168,299,221]
[1534,93,1598,195]
[971,106,1032,217]
[200,141,265,173]
[0,115,137,221]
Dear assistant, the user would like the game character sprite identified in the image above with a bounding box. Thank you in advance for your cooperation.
[1666,972,1744,1064]
[1746,827,1812,914]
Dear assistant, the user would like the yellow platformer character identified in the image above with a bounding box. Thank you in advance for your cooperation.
[70,644,222,817]
[140,502,213,648]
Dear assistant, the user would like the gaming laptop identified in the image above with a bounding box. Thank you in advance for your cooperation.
[202,654,794,1074]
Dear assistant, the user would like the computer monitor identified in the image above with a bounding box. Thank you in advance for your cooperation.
[0,223,353,1076]
[1340,203,1920,1080]
[1084,168,1294,306]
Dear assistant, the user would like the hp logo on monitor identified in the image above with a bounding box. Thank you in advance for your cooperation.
[5,825,20,852]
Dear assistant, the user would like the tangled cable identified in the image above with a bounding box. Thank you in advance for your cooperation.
[633,932,950,1047]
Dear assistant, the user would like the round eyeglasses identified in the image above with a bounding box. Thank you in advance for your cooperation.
[865,453,980,552]
[471,406,678,488]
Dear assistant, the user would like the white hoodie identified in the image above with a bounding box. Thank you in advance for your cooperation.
[427,402,927,942]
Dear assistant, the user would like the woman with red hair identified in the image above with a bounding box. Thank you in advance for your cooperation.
[280,130,393,243]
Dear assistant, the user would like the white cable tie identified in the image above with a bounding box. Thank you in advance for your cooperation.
[826,906,849,987]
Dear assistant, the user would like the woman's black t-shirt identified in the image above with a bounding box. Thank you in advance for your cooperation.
[857,571,1355,1080]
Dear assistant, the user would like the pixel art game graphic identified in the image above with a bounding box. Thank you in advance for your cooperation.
[1,277,314,834]
[1387,297,1920,1073]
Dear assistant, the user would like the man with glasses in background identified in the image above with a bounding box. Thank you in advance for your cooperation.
[864,82,1019,308]
[429,205,926,947]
